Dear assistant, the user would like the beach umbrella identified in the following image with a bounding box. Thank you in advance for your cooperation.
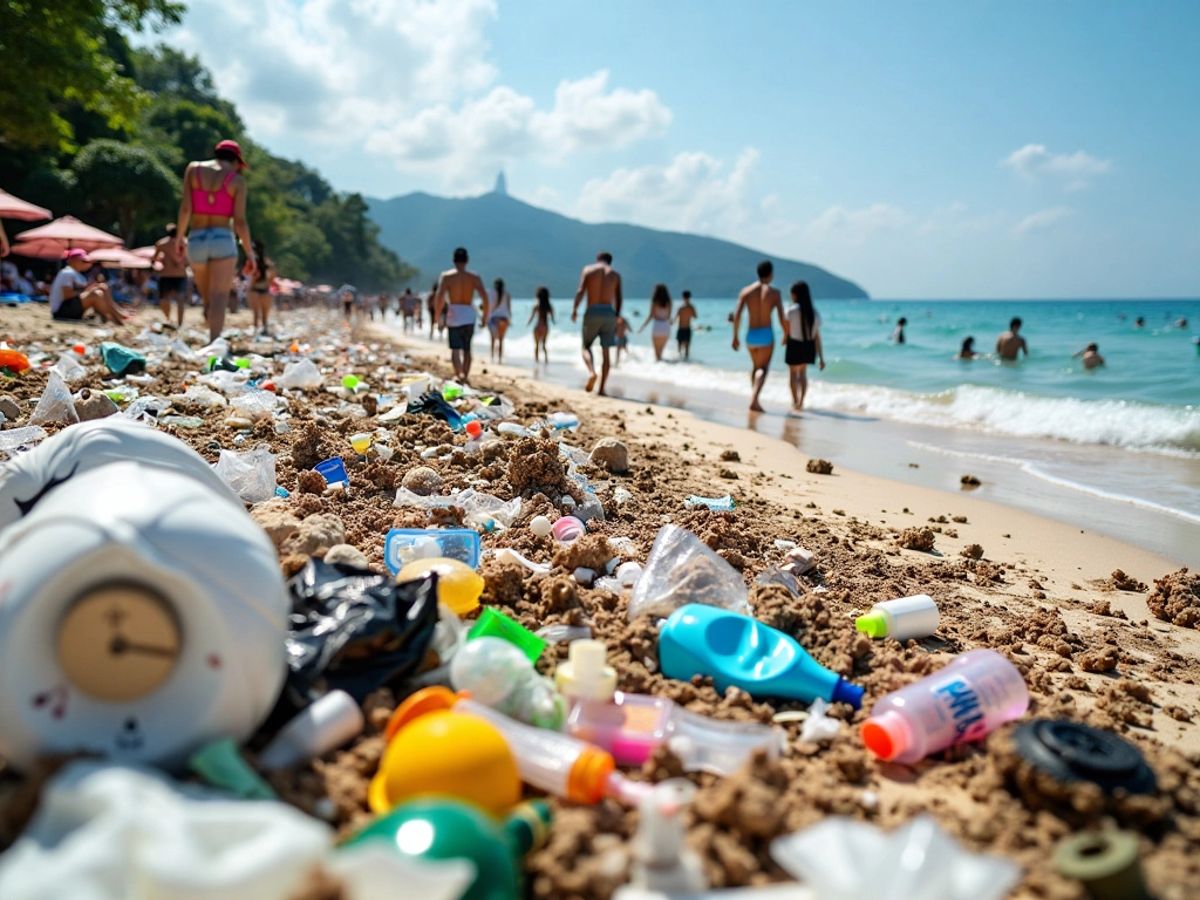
[131,246,156,259]
[0,188,51,222]
[11,216,122,258]
[86,247,151,270]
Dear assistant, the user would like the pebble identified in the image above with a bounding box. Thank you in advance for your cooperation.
[72,389,118,421]
[530,515,553,537]
[401,465,443,496]
[0,396,20,420]
[588,437,629,474]
[324,543,369,569]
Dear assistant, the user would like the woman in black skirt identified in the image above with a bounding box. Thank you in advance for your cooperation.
[783,281,824,413]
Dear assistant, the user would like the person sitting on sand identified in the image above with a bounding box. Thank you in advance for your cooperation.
[782,280,824,413]
[49,249,129,325]
[151,223,189,328]
[640,283,673,361]
[732,260,786,412]
[892,317,907,344]
[674,290,697,360]
[1074,342,1105,370]
[996,317,1028,361]
[488,277,511,363]
[614,313,631,365]
[435,246,490,384]
[527,285,555,364]
[957,336,979,360]
[571,251,622,395]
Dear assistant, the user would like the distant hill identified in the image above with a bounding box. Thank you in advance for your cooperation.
[366,183,867,300]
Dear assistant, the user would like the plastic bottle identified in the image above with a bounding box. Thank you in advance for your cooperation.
[658,604,864,709]
[397,557,484,615]
[558,640,785,774]
[388,687,642,806]
[684,494,736,511]
[855,594,940,641]
[450,637,565,729]
[552,515,585,543]
[259,690,365,770]
[861,648,1029,764]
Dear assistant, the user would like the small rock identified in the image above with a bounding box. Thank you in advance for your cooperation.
[297,470,327,495]
[0,395,20,420]
[72,388,119,421]
[785,546,816,575]
[250,499,301,549]
[719,467,738,480]
[960,543,985,560]
[897,527,937,552]
[1079,646,1119,673]
[282,513,346,557]
[401,465,443,496]
[719,449,741,462]
[960,474,982,488]
[589,437,629,474]
[806,458,834,475]
[325,543,369,569]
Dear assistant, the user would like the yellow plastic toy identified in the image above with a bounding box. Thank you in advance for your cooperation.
[398,557,484,615]
[368,709,520,817]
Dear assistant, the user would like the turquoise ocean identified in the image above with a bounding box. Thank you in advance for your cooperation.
[396,298,1200,563]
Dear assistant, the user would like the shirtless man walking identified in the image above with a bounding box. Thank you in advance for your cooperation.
[732,260,786,412]
[572,251,622,395]
[151,223,190,327]
[434,246,490,383]
[995,316,1029,361]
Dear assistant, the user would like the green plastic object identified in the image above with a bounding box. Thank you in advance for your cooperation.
[854,610,889,638]
[442,383,463,401]
[188,737,276,800]
[234,357,251,369]
[342,374,361,390]
[468,608,547,663]
[343,798,551,900]
[99,341,146,376]
[1054,830,1149,900]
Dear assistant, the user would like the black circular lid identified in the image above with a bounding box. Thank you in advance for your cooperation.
[1013,719,1157,795]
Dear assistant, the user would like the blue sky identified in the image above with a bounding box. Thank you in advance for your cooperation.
[161,0,1199,298]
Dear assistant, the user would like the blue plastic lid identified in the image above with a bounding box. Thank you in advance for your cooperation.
[831,677,864,710]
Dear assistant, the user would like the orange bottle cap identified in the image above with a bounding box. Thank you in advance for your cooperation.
[566,746,615,804]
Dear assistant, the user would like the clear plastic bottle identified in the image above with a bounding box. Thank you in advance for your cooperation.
[855,594,940,641]
[557,640,785,774]
[861,649,1029,764]
[449,637,565,729]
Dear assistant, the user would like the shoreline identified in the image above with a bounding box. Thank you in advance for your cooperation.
[386,318,1199,567]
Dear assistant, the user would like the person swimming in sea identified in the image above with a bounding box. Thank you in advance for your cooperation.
[1074,342,1105,370]
[1134,316,1145,329]
[527,285,554,364]
[891,317,907,344]
[996,317,1029,361]
[957,336,979,360]
[732,260,785,412]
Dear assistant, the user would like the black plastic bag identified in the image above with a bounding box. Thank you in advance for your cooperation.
[407,391,464,429]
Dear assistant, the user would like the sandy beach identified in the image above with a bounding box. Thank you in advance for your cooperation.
[1,302,1199,898]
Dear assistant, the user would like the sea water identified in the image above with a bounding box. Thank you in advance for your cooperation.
[393,298,1200,563]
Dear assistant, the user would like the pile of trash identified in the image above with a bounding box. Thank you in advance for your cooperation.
[0,310,1193,899]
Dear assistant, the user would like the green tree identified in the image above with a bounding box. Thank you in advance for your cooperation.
[144,98,243,168]
[0,1,182,150]
[72,139,178,242]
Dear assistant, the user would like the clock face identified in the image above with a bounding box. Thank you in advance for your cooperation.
[56,583,182,702]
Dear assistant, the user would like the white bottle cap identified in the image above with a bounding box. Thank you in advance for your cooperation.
[554,639,617,701]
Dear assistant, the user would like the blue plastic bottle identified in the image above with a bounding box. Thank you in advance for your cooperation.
[658,604,863,709]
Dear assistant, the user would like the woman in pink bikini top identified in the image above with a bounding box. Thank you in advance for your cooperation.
[174,139,256,341]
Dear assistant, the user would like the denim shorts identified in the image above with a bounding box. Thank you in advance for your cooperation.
[189,227,237,263]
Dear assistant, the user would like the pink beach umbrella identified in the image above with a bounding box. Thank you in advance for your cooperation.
[130,246,157,259]
[11,215,123,258]
[0,188,51,222]
[87,247,151,270]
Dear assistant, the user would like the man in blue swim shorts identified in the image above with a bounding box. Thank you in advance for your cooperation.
[572,251,623,396]
[732,259,786,412]
[434,246,490,384]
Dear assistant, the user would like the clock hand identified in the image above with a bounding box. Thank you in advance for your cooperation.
[109,635,177,658]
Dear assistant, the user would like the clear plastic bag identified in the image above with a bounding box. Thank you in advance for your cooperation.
[393,487,521,531]
[279,359,323,391]
[174,384,228,409]
[213,446,277,503]
[29,370,80,426]
[628,524,750,620]
[52,352,86,384]
[231,391,279,421]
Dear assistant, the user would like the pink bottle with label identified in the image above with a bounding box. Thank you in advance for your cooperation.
[556,640,784,776]
[861,648,1029,765]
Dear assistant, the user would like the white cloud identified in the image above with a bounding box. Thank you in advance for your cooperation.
[804,203,912,243]
[1013,206,1074,235]
[166,1,668,190]
[575,148,759,235]
[1002,144,1112,190]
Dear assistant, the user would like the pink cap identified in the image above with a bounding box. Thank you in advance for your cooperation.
[551,515,585,543]
[860,710,912,761]
[64,248,88,261]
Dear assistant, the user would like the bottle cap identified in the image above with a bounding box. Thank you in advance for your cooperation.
[855,610,889,639]
[831,677,864,710]
[555,639,617,701]
[1054,830,1147,899]
[1012,719,1156,795]
[566,745,615,804]
[504,800,553,856]
[861,709,912,761]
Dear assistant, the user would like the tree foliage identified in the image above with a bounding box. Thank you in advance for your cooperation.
[0,34,414,289]
[0,0,182,150]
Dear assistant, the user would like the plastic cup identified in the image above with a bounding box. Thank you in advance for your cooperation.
[314,457,349,486]
[350,432,372,454]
